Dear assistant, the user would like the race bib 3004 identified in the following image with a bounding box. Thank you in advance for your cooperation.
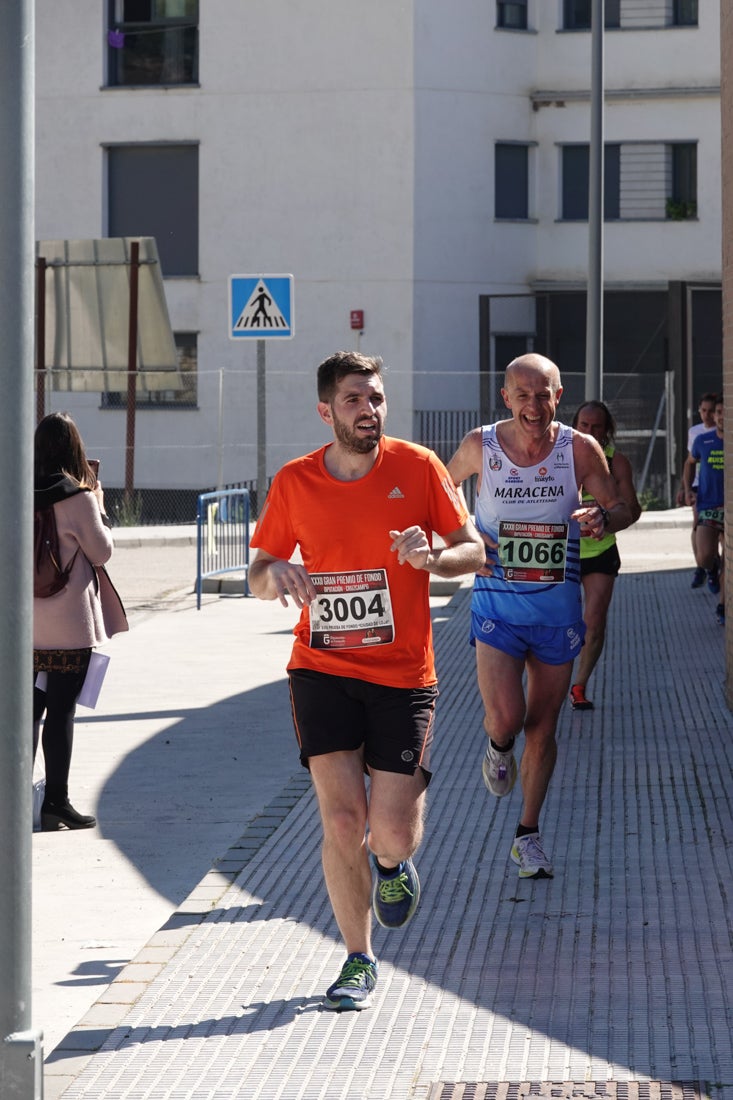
[308,569,395,650]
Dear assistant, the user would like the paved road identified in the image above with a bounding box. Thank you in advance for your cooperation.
[33,509,733,1099]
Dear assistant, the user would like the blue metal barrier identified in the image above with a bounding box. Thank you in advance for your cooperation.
[195,489,251,609]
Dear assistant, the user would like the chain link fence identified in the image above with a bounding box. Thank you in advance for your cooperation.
[416,372,675,513]
[37,367,675,526]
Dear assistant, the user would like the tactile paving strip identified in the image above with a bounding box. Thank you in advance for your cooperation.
[53,572,733,1099]
[427,1085,711,1100]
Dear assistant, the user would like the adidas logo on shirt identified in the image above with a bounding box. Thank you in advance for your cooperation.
[388,486,405,499]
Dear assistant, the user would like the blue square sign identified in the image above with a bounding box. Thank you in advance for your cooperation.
[229,274,294,339]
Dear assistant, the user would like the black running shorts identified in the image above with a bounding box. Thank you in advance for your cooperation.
[288,668,437,783]
[580,542,621,578]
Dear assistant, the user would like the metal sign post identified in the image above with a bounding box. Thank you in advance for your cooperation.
[0,0,44,1094]
[257,339,267,516]
[228,274,294,517]
[125,239,141,503]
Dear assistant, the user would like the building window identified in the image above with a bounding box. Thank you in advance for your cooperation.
[107,144,199,276]
[667,143,697,219]
[495,143,530,219]
[561,144,620,220]
[563,0,620,29]
[495,334,531,370]
[673,0,698,25]
[101,332,198,409]
[497,1,528,30]
[107,0,199,87]
[562,141,697,221]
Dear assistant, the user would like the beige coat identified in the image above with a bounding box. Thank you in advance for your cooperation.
[33,491,121,650]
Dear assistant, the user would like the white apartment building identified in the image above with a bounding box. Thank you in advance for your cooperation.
[34,0,719,515]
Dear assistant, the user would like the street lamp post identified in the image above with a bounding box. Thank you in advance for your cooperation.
[0,0,43,1093]
[585,0,605,401]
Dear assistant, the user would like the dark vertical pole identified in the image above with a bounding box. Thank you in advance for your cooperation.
[256,338,266,517]
[0,0,44,1092]
[479,295,491,423]
[667,280,687,491]
[35,256,46,424]
[585,0,604,400]
[125,239,140,501]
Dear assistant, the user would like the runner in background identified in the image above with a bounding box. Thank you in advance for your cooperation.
[568,401,641,711]
[683,396,725,623]
[677,392,719,588]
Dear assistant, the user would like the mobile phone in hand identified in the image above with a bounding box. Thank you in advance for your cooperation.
[88,458,100,484]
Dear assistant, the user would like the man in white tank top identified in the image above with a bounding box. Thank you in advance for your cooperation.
[448,354,634,880]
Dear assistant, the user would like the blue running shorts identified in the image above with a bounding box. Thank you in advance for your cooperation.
[470,610,586,665]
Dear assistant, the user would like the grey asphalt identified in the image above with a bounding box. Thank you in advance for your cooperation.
[33,510,733,1099]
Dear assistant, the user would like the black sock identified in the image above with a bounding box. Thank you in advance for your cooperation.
[516,823,538,839]
[375,858,400,876]
[489,736,515,754]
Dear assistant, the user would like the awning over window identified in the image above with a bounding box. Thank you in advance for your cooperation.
[36,237,182,393]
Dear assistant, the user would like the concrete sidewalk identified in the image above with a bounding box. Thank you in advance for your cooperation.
[34,511,733,1099]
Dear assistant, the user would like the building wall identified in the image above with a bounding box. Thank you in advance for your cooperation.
[720,1,733,704]
[412,2,540,411]
[35,2,419,489]
[34,1,722,494]
[528,5,720,284]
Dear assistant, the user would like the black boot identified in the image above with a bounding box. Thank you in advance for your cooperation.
[41,798,96,831]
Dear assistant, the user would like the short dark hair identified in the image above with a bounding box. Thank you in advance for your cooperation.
[317,351,383,403]
[572,400,616,441]
[699,392,720,405]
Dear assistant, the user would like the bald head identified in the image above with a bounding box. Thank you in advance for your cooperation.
[505,354,562,394]
[500,353,564,433]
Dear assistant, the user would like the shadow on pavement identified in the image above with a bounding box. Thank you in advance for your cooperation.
[54,570,733,1091]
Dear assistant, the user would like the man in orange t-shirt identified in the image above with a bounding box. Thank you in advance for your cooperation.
[249,350,484,1012]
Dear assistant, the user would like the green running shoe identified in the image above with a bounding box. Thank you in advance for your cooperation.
[324,953,378,1011]
[371,857,420,929]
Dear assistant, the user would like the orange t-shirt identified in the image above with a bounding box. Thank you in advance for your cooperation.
[250,436,468,688]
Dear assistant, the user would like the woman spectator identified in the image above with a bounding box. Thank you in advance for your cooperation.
[34,412,127,829]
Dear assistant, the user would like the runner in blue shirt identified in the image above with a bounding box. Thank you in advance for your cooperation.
[683,397,724,621]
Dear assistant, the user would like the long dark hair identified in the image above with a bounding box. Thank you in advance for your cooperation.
[34,412,97,488]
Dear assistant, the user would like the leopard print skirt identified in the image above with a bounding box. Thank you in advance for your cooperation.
[34,648,92,675]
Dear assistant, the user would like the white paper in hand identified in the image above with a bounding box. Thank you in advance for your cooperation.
[77,651,111,709]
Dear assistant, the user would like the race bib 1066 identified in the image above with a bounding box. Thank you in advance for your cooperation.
[698,507,724,531]
[308,569,395,649]
[497,520,568,583]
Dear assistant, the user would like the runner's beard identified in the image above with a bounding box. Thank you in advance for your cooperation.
[331,414,382,454]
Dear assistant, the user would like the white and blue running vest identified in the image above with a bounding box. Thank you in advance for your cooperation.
[472,422,582,627]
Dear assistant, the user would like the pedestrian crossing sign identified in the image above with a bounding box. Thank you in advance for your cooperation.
[229,274,294,340]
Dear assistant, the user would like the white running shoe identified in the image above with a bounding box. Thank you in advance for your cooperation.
[481,742,517,797]
[510,832,554,879]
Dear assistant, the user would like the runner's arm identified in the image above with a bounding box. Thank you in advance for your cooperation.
[609,449,642,525]
[446,427,497,576]
[446,428,483,489]
[248,548,317,608]
[389,521,485,577]
[572,433,634,539]
[682,450,698,505]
